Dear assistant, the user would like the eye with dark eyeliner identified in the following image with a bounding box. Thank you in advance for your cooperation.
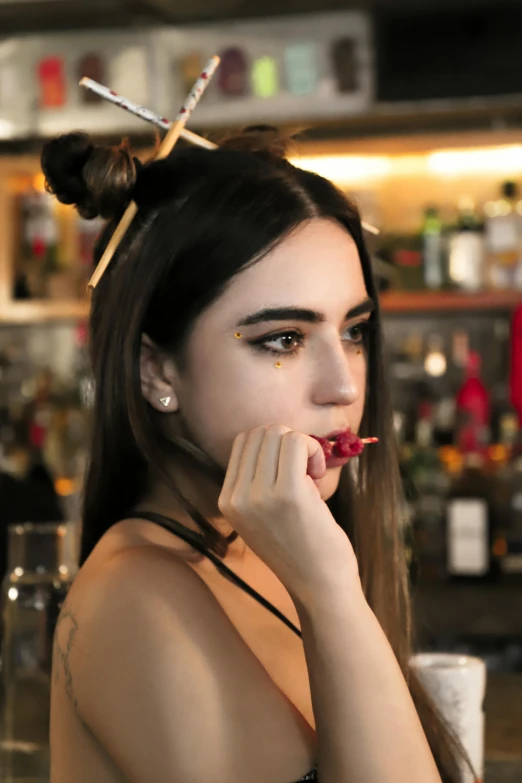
[248,329,305,356]
[247,320,372,357]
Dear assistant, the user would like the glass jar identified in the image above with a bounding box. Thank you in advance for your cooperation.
[0,521,79,779]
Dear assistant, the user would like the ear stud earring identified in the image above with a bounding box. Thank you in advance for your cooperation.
[159,396,171,407]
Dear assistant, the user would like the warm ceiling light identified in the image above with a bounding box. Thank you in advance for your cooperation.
[428,145,522,176]
[290,155,391,183]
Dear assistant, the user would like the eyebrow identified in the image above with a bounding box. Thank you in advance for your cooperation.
[236,297,375,328]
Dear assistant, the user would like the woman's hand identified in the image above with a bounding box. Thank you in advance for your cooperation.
[218,424,360,604]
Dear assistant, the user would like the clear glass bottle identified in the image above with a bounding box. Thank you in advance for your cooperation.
[0,521,79,778]
[422,206,445,290]
[484,181,522,290]
[448,197,485,292]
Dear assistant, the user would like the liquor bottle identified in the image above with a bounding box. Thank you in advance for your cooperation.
[447,197,485,292]
[504,450,522,577]
[455,351,491,451]
[499,435,522,577]
[422,206,445,290]
[510,304,522,423]
[20,185,59,298]
[409,403,449,581]
[393,234,425,291]
[445,450,501,582]
[484,181,522,290]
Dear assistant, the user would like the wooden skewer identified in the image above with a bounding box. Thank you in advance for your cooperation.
[327,436,379,444]
[88,56,220,290]
[362,222,380,235]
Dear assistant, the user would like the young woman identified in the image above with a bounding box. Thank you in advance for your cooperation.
[42,127,470,783]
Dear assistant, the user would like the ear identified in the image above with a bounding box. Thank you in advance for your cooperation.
[140,335,180,413]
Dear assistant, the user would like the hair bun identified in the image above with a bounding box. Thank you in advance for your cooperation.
[219,125,291,161]
[41,132,138,221]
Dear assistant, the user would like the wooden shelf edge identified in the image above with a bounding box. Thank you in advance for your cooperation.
[0,290,519,324]
[380,290,522,313]
[0,299,90,323]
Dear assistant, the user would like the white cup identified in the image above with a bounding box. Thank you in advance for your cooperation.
[410,653,486,783]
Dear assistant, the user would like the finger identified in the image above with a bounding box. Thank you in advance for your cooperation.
[234,427,267,489]
[252,425,291,489]
[276,431,326,491]
[306,439,327,480]
[220,431,248,499]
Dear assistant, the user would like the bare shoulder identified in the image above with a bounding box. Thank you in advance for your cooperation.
[53,544,279,782]
[58,543,226,707]
[53,544,204,701]
[75,541,214,625]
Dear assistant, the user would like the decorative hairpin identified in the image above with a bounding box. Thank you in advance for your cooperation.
[86,55,220,289]
[79,77,216,151]
[83,56,379,289]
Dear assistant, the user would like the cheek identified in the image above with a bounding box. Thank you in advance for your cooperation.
[350,357,367,429]
[178,344,369,469]
[177,351,289,468]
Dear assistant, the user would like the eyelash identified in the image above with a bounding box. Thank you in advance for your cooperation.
[249,321,372,357]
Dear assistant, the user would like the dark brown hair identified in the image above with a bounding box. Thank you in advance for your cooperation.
[42,126,474,782]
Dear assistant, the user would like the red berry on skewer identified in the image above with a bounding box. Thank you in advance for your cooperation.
[310,429,379,462]
[310,435,333,460]
[333,430,364,458]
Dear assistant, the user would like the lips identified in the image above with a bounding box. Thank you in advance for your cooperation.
[324,429,349,441]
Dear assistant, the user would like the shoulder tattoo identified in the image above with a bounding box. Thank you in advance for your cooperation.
[53,600,79,709]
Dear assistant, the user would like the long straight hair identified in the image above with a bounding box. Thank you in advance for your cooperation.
[42,129,473,782]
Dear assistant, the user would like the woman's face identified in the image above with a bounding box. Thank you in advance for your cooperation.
[173,218,372,501]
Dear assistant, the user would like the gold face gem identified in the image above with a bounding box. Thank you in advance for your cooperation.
[234,332,242,339]
[275,361,282,369]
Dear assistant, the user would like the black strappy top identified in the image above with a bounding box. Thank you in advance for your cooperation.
[134,511,318,783]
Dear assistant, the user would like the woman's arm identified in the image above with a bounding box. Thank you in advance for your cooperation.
[60,546,314,783]
[292,581,443,783]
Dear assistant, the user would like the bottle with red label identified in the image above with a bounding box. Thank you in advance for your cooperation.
[455,351,491,451]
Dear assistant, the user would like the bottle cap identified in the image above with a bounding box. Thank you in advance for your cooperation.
[466,351,482,375]
[502,181,518,199]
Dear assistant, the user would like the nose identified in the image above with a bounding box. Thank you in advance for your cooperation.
[311,341,361,407]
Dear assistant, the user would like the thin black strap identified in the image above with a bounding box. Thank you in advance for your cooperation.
[134,511,302,639]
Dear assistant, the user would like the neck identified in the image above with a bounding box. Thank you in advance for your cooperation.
[135,463,249,562]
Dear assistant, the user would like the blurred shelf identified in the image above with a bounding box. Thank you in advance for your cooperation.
[0,290,519,324]
[412,581,522,639]
[0,299,90,324]
[380,289,522,313]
